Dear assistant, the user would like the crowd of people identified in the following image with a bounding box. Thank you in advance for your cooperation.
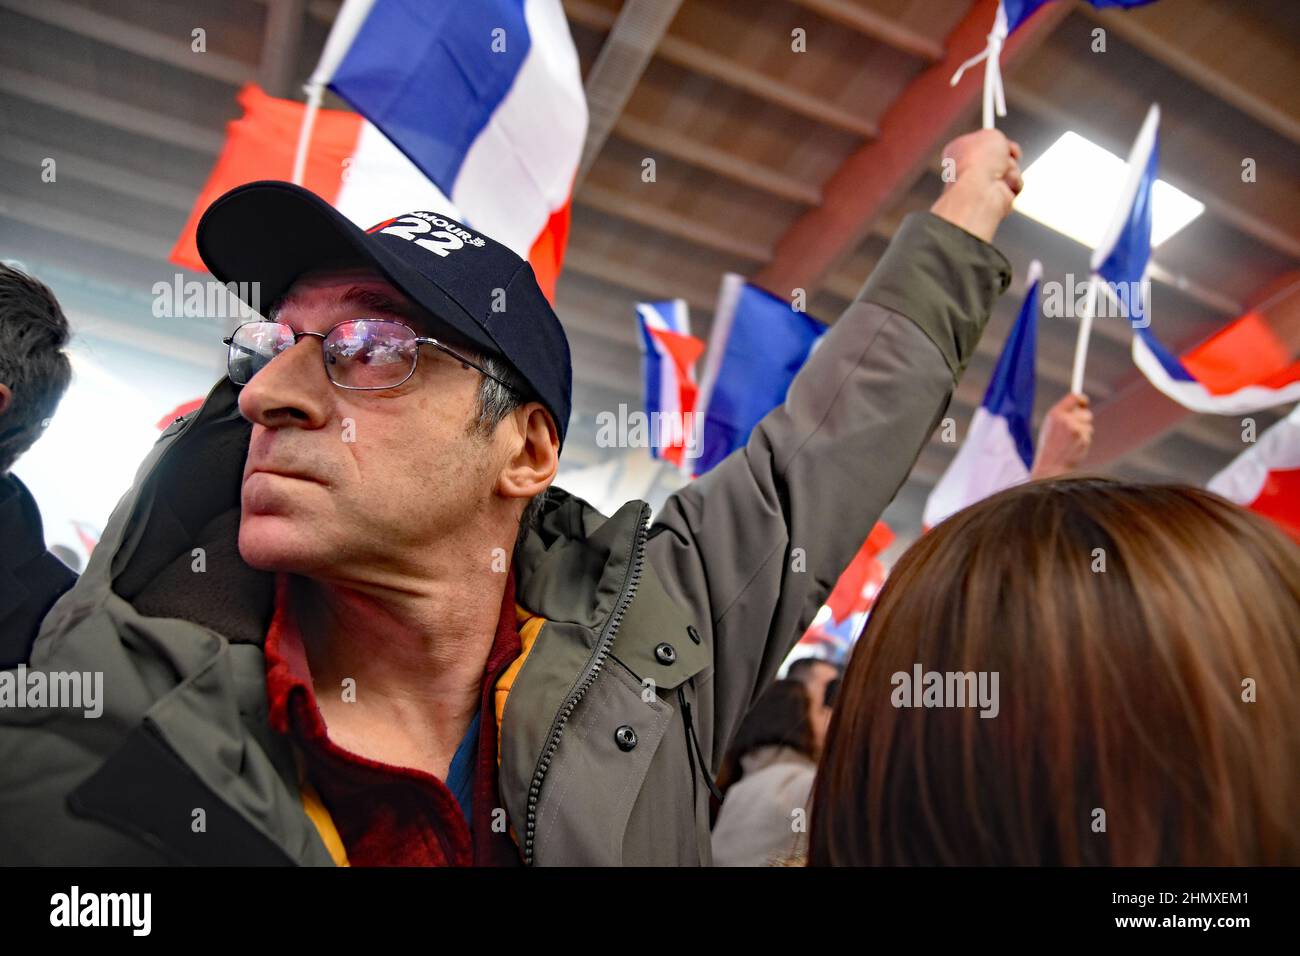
[1,128,1297,867]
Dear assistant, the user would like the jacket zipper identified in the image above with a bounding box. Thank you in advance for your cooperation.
[522,502,650,865]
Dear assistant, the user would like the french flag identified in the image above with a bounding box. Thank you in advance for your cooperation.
[170,85,461,275]
[693,274,827,476]
[315,0,586,300]
[924,261,1041,529]
[1208,403,1300,544]
[1133,308,1300,414]
[1107,105,1300,412]
[634,299,705,469]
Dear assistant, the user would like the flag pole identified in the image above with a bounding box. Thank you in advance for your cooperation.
[290,83,324,187]
[951,2,1008,130]
[1070,273,1100,395]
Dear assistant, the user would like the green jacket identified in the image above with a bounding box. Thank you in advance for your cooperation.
[0,213,1009,865]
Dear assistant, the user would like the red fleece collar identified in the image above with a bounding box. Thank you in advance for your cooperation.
[264,569,523,866]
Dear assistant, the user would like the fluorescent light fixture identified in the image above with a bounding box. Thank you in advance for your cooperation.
[1014,131,1205,249]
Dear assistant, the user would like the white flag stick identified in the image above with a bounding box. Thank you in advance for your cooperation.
[289,0,379,187]
[1070,273,1100,396]
[290,83,324,187]
[951,2,1008,130]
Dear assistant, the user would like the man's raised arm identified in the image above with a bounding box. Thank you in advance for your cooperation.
[645,130,1023,762]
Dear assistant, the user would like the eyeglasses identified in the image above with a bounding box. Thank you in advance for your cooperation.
[222,319,516,392]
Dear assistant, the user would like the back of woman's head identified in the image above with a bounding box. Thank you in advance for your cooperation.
[720,679,816,789]
[809,477,1300,865]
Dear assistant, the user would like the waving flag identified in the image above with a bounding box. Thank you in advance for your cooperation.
[635,299,705,469]
[1133,302,1300,414]
[925,261,1041,528]
[304,0,586,300]
[1094,105,1159,327]
[1070,103,1159,394]
[952,0,1158,128]
[1208,404,1300,544]
[694,275,827,476]
[170,85,458,274]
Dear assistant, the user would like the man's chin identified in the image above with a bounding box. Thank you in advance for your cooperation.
[237,514,327,573]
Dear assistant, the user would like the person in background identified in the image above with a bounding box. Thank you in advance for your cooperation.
[0,263,75,668]
[786,656,841,710]
[810,477,1300,865]
[712,679,825,866]
[1030,392,1093,479]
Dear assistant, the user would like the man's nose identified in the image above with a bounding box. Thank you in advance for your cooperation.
[237,337,332,429]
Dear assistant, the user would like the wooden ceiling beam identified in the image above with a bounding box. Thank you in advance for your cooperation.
[259,0,307,99]
[576,0,685,184]
[0,134,195,212]
[0,66,224,154]
[562,246,717,314]
[612,114,822,205]
[751,0,1071,298]
[1078,2,1300,148]
[563,0,878,137]
[0,0,254,87]
[575,182,772,261]
[786,0,944,62]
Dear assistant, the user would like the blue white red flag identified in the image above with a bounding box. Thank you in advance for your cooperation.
[1132,307,1300,414]
[924,261,1041,528]
[1089,104,1300,411]
[634,299,705,469]
[693,275,827,476]
[306,0,586,299]
[1208,404,1300,544]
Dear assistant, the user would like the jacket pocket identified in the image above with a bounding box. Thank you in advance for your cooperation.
[530,656,672,865]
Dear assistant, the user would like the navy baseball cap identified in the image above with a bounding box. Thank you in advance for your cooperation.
[195,180,572,446]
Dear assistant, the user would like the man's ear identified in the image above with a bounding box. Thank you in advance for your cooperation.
[497,401,558,501]
[0,384,11,419]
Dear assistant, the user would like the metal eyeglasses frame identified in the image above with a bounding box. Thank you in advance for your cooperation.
[223,319,518,393]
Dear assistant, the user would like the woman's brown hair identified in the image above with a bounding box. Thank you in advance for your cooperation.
[809,477,1300,865]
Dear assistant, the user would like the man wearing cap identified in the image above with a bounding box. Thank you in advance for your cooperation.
[0,130,1021,865]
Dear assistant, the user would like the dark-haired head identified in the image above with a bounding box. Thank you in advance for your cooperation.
[0,263,72,473]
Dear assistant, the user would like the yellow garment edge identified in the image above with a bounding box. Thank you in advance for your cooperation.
[295,602,546,865]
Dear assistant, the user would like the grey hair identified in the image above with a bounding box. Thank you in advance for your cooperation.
[469,353,550,558]
[0,264,72,474]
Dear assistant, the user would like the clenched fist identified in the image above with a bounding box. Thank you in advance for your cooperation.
[929,129,1023,244]
[1031,393,1094,480]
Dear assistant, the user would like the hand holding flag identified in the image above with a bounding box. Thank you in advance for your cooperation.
[929,129,1024,243]
[1030,392,1094,479]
